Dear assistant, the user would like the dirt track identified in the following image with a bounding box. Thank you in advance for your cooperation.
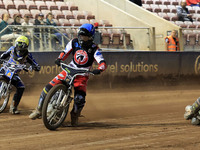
[1,84,200,150]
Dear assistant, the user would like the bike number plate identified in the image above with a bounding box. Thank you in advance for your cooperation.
[5,69,13,79]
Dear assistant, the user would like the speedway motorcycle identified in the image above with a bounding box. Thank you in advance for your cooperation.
[42,62,93,130]
[0,59,31,113]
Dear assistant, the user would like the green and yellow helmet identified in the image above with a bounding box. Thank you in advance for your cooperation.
[15,36,29,58]
[15,35,29,50]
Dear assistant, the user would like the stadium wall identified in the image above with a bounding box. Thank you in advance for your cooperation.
[67,0,182,51]
[5,52,200,87]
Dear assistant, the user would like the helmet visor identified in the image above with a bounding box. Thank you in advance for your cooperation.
[16,41,28,49]
[78,28,92,37]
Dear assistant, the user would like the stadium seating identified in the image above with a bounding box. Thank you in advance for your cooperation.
[99,20,113,27]
[58,18,71,26]
[100,29,111,47]
[192,6,200,14]
[14,1,26,10]
[79,19,89,24]
[24,1,37,11]
[35,1,48,11]
[45,1,58,11]
[62,10,75,19]
[40,9,51,18]
[3,0,16,10]
[158,12,170,21]
[69,19,81,26]
[8,9,19,18]
[167,5,177,13]
[162,0,170,5]
[159,5,170,13]
[82,11,95,20]
[89,19,98,25]
[72,10,85,20]
[0,0,131,49]
[65,28,77,39]
[142,0,200,50]
[108,29,121,47]
[51,10,64,19]
[0,1,5,9]
[30,9,41,18]
[66,1,78,11]
[55,2,68,11]
[144,0,153,5]
[150,4,161,13]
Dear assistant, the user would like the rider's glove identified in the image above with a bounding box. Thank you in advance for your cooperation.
[33,64,41,71]
[55,59,61,66]
[92,69,101,75]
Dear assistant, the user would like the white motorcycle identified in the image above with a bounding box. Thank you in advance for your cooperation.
[0,59,31,113]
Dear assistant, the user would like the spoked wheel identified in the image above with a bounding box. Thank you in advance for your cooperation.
[42,84,70,130]
[0,77,10,113]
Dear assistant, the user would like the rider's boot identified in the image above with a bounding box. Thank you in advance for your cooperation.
[184,97,200,120]
[9,100,20,114]
[9,88,24,115]
[29,92,45,120]
[70,92,86,127]
[29,107,41,120]
[70,107,83,127]
[29,85,52,120]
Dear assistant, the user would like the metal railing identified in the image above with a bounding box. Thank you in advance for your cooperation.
[0,25,152,51]
[181,28,200,51]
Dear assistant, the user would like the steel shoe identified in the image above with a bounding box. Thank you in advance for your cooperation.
[29,108,41,120]
[9,107,20,114]
[70,111,79,127]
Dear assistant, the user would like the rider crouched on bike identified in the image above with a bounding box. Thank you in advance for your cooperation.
[0,35,41,114]
[29,23,107,126]
[184,97,200,125]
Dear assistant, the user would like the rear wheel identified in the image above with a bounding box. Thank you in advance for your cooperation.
[0,77,10,113]
[42,84,70,130]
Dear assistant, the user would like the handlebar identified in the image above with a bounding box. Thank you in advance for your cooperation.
[0,59,32,72]
[59,61,95,76]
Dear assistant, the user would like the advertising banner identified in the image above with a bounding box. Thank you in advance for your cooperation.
[1,51,200,85]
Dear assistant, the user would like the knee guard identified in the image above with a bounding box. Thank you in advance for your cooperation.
[37,84,52,111]
[73,91,86,113]
[12,87,25,107]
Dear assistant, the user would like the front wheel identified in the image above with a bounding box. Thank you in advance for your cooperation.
[0,77,10,113]
[42,84,71,130]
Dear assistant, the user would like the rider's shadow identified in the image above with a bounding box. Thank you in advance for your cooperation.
[60,121,131,130]
[60,121,186,130]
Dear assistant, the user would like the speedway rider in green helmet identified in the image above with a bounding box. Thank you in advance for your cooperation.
[0,35,41,114]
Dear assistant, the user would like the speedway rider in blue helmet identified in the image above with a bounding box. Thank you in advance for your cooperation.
[0,35,41,114]
[29,23,107,126]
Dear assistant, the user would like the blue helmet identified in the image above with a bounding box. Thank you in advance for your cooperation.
[78,23,95,37]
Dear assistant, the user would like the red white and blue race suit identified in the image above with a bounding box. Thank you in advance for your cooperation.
[37,38,107,113]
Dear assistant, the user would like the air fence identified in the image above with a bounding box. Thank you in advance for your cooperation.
[0,51,197,87]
